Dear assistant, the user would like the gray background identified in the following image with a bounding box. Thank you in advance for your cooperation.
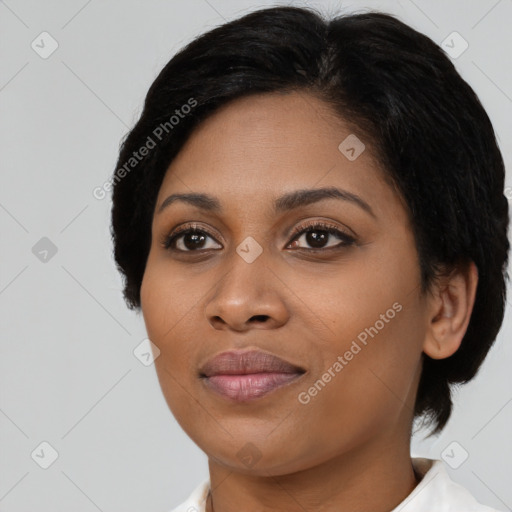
[1,0,511,510]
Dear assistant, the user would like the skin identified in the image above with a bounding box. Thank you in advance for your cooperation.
[140,90,478,512]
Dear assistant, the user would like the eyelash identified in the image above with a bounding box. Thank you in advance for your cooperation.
[160,221,356,254]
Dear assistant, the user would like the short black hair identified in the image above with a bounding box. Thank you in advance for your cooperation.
[110,6,509,436]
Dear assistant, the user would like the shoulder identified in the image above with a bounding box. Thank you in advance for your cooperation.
[394,458,505,512]
[167,477,210,512]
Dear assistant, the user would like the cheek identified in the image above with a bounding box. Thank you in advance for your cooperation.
[140,257,217,391]
[300,253,420,356]
[140,261,202,420]
[140,269,170,343]
[140,258,200,345]
[298,247,425,424]
[295,307,424,461]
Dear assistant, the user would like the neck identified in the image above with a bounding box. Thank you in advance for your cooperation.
[205,438,421,512]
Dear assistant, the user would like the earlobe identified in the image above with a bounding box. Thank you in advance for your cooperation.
[423,261,478,360]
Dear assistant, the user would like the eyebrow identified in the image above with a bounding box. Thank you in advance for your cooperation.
[157,186,376,218]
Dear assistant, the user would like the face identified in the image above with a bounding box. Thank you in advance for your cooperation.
[140,90,429,476]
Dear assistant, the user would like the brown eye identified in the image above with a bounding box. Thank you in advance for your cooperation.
[287,222,356,251]
[162,226,221,252]
[161,221,356,254]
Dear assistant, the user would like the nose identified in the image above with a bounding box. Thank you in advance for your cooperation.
[204,255,289,332]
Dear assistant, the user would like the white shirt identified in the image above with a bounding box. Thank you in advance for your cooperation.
[168,457,503,512]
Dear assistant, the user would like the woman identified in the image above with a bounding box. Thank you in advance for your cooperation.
[110,6,509,512]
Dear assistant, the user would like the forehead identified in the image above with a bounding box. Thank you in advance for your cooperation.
[156,91,400,222]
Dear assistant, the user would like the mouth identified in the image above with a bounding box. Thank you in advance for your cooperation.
[199,349,306,402]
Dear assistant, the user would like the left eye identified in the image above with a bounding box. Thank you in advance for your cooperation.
[286,223,356,251]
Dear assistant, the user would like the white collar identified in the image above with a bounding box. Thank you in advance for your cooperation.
[170,457,500,512]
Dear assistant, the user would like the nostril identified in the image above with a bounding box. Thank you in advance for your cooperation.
[251,315,269,323]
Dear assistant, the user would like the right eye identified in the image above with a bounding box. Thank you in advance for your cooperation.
[161,225,222,252]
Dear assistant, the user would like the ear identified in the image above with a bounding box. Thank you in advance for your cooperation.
[422,261,478,360]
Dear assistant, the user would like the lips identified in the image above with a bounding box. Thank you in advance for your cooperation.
[199,349,306,402]
[199,349,305,377]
